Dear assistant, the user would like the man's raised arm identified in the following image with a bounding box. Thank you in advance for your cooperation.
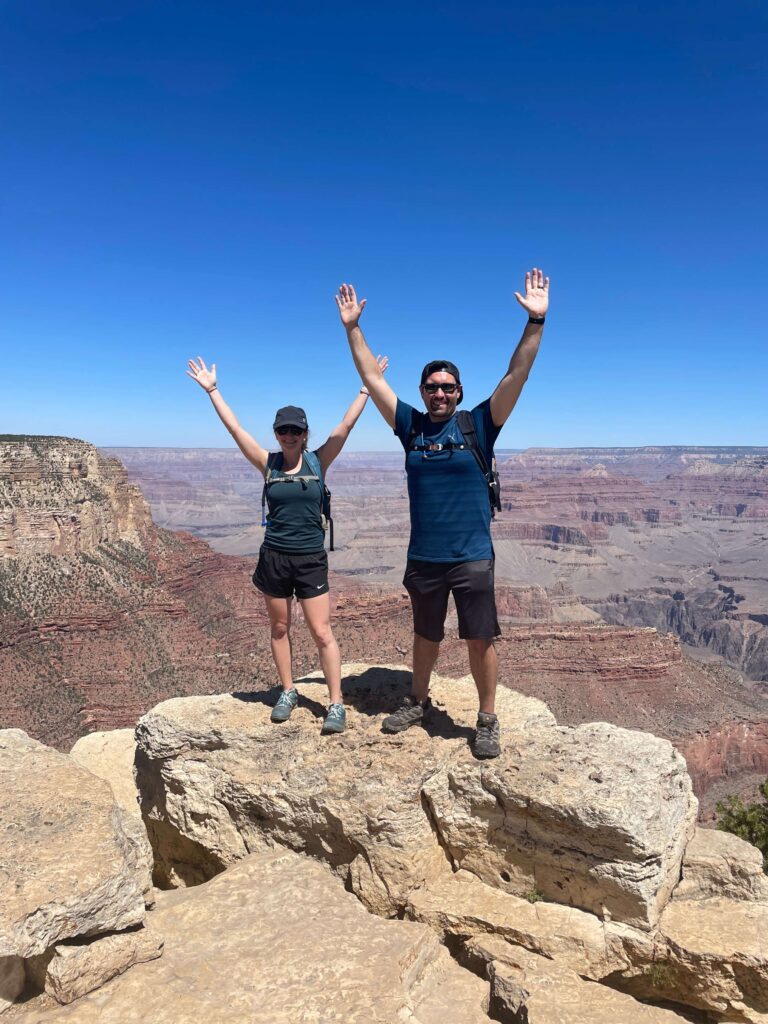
[489,267,550,429]
[335,283,397,429]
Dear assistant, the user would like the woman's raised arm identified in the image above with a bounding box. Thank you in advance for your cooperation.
[316,355,389,476]
[186,356,270,474]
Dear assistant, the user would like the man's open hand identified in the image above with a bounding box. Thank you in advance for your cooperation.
[335,283,367,329]
[514,268,550,320]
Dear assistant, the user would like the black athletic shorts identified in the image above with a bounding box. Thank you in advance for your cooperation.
[403,558,501,643]
[252,546,329,600]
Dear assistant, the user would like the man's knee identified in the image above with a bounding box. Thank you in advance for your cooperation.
[466,637,495,655]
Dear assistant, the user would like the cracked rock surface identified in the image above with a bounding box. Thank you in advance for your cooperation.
[0,730,149,960]
[136,663,696,929]
[28,848,490,1023]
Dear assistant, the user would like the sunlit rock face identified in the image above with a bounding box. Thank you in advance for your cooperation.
[0,437,152,558]
[128,664,768,1022]
[6,666,768,1022]
[134,665,696,930]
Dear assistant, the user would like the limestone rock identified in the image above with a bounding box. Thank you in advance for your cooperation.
[0,730,147,958]
[468,935,691,1023]
[41,927,163,1004]
[70,731,142,822]
[422,718,697,929]
[652,896,768,1021]
[135,666,552,911]
[405,868,652,980]
[673,826,768,902]
[135,664,696,931]
[70,730,154,907]
[0,957,24,1015]
[28,849,490,1023]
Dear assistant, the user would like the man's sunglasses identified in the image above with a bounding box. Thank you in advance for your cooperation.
[275,425,305,436]
[421,383,459,395]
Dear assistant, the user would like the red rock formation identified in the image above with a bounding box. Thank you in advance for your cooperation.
[679,721,768,815]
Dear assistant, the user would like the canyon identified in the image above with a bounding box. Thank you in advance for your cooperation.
[2,438,768,817]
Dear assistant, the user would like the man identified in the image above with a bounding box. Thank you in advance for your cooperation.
[335,268,549,758]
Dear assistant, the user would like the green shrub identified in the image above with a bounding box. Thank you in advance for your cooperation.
[716,779,768,872]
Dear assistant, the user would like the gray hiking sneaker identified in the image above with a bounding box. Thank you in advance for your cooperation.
[321,702,346,735]
[382,695,431,733]
[271,687,299,723]
[473,712,501,759]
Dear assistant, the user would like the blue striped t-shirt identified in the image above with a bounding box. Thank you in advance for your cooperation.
[394,398,501,563]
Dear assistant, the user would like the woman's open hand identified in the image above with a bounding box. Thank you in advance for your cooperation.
[186,356,217,392]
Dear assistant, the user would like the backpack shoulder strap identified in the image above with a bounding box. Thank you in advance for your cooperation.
[404,409,422,453]
[302,449,323,481]
[456,410,490,476]
[261,452,280,524]
[457,410,502,518]
[303,450,334,551]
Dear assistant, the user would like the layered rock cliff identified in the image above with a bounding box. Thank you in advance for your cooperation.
[0,438,271,749]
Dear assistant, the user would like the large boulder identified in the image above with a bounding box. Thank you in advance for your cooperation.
[421,718,695,929]
[70,730,143,823]
[27,849,491,1023]
[69,729,153,908]
[135,665,696,929]
[673,826,768,902]
[0,730,149,959]
[136,666,554,909]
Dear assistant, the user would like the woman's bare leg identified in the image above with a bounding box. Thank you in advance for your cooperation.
[300,593,342,704]
[264,594,293,689]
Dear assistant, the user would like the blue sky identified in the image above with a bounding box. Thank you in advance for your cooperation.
[1,0,766,450]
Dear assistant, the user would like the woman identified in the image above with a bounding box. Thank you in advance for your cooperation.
[186,354,387,734]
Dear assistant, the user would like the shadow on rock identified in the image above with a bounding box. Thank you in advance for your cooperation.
[231,687,326,720]
[329,666,475,740]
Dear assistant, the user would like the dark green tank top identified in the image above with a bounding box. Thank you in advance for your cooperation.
[263,452,325,553]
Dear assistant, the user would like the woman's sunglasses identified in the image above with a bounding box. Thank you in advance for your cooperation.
[275,425,305,436]
[421,383,459,395]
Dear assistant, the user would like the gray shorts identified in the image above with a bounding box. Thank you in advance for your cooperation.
[403,558,500,643]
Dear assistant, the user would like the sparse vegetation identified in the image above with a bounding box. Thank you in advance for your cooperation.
[643,960,675,988]
[524,888,544,904]
[716,779,768,871]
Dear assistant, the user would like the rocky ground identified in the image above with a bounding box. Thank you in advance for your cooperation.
[5,666,768,1021]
